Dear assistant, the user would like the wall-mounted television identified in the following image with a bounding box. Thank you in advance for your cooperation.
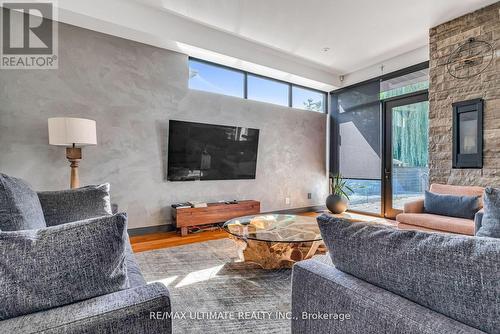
[167,120,259,181]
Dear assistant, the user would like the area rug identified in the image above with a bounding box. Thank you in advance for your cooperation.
[134,238,292,334]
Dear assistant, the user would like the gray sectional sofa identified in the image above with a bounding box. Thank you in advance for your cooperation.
[292,215,500,334]
[0,174,172,334]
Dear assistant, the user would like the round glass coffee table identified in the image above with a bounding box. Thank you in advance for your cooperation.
[223,214,325,269]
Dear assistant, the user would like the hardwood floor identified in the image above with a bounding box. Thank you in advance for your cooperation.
[130,211,396,253]
[130,229,228,253]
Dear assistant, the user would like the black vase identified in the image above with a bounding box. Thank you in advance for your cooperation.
[326,194,347,214]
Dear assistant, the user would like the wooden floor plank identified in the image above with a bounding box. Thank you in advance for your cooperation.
[130,229,228,253]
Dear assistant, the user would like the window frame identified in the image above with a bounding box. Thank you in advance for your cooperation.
[188,57,327,113]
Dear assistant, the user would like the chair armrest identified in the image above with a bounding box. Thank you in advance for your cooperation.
[403,199,425,213]
[0,283,171,334]
[37,184,111,226]
[474,208,484,235]
[291,259,482,334]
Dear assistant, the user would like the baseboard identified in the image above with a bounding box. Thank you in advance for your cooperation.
[127,205,327,236]
[263,205,327,214]
[128,224,175,236]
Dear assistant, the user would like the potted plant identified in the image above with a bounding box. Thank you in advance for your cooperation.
[326,173,353,214]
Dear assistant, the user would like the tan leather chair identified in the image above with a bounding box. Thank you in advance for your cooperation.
[396,184,484,235]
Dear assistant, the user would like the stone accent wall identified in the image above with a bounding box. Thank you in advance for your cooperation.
[429,2,500,186]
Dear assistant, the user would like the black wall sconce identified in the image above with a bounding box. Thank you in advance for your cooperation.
[452,98,483,168]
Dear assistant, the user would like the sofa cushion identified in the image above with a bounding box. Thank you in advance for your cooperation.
[0,173,46,231]
[396,213,474,235]
[317,214,500,334]
[424,191,480,219]
[0,213,129,320]
[476,187,500,238]
[125,241,146,287]
[397,222,448,234]
[429,183,484,206]
[37,184,112,226]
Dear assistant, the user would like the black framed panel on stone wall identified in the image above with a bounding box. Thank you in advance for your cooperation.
[452,98,483,168]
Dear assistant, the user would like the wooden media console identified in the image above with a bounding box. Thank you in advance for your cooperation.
[172,200,260,236]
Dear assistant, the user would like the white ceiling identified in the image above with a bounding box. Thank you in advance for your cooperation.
[135,0,497,72]
[50,0,497,90]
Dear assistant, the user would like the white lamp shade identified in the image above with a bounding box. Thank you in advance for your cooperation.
[48,117,97,147]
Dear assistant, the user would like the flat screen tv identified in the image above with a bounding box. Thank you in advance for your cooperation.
[167,120,260,181]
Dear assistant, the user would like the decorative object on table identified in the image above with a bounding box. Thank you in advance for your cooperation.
[223,214,326,269]
[446,37,494,80]
[452,99,483,168]
[171,202,192,209]
[326,173,352,214]
[48,117,97,189]
[187,201,208,208]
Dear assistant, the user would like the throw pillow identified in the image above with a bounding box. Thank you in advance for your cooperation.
[0,173,46,231]
[317,214,500,334]
[476,187,500,238]
[0,213,129,320]
[37,183,112,226]
[424,190,480,219]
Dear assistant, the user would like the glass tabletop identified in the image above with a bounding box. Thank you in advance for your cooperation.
[223,214,322,243]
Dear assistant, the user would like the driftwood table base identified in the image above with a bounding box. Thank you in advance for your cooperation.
[230,235,326,269]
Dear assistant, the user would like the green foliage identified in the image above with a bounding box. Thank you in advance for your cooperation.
[379,81,429,100]
[303,98,322,112]
[329,173,353,200]
[392,101,429,167]
[380,82,429,168]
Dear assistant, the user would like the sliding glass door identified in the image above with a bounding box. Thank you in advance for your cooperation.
[330,63,429,217]
[383,92,429,218]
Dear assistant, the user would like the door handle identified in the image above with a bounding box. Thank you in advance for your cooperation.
[384,169,391,180]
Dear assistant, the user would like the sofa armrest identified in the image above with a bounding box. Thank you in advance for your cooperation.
[37,184,111,226]
[0,283,171,334]
[291,259,483,334]
[474,208,484,235]
[403,199,425,213]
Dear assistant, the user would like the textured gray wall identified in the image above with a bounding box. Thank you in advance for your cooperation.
[0,22,328,229]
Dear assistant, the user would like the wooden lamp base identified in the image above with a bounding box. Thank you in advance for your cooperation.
[66,146,82,189]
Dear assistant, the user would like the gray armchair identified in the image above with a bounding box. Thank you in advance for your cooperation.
[0,186,172,334]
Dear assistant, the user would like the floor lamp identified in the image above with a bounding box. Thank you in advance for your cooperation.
[48,117,97,189]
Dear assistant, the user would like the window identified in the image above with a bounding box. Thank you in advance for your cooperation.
[345,179,382,213]
[380,68,429,99]
[188,59,244,98]
[292,86,325,112]
[247,75,289,107]
[188,58,327,112]
[332,80,382,214]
